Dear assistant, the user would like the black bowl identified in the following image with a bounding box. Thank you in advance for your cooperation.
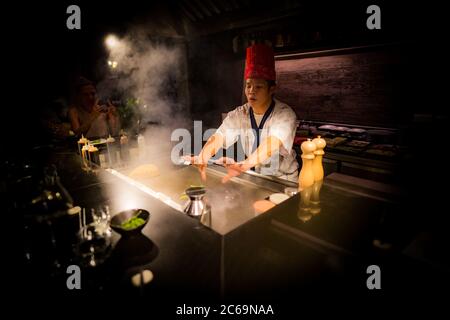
[110,209,150,236]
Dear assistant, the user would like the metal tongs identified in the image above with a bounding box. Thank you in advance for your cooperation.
[176,156,220,167]
[176,156,193,166]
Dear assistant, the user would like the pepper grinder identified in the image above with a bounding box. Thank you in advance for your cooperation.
[312,135,326,181]
[298,139,316,191]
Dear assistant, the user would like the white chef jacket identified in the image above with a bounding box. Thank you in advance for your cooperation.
[216,98,299,182]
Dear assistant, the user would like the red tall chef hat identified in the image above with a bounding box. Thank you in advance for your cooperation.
[244,44,276,81]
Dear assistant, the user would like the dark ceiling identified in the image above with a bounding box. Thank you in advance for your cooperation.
[81,0,414,51]
[10,0,448,147]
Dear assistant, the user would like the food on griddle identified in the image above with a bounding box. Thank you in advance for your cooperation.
[129,164,160,179]
[120,215,146,230]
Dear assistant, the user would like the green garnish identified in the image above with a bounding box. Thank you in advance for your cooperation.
[120,215,146,230]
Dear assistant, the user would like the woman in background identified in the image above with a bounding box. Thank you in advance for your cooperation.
[68,77,120,139]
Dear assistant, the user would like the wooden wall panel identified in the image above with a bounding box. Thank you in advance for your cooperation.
[275,49,403,127]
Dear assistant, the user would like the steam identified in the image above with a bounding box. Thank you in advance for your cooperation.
[98,29,190,134]
[96,27,194,166]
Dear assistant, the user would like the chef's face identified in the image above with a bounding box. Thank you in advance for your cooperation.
[79,85,97,110]
[245,78,275,109]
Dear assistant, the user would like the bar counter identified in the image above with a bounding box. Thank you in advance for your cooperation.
[21,146,446,304]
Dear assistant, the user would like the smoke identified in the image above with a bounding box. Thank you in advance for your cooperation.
[94,25,195,168]
[97,28,191,136]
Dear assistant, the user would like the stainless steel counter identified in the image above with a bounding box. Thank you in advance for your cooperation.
[106,162,297,235]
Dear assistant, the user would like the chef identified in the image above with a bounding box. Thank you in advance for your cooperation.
[190,44,299,183]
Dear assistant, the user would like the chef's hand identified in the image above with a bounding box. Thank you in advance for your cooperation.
[220,159,252,183]
[183,155,208,181]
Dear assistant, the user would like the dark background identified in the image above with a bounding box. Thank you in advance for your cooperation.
[13,1,448,136]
